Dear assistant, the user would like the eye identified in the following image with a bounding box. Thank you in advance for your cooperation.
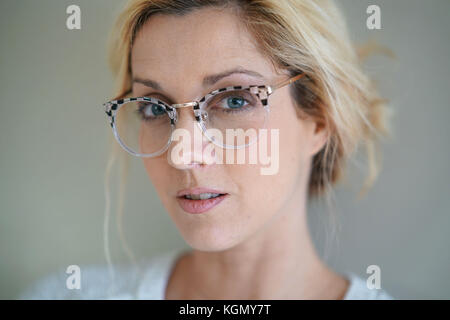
[210,90,256,112]
[137,102,166,120]
[224,96,247,109]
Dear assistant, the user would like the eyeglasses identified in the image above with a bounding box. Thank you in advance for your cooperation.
[103,72,304,157]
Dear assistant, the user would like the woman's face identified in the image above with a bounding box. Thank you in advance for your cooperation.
[131,7,326,251]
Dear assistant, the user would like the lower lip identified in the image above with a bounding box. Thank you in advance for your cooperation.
[177,194,228,214]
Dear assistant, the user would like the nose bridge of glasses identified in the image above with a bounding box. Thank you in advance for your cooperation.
[172,101,198,109]
[170,101,206,123]
[168,100,210,158]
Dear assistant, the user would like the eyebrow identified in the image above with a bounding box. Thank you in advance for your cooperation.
[202,67,265,86]
[132,67,265,92]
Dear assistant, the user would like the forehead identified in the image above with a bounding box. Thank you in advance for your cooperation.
[130,7,276,82]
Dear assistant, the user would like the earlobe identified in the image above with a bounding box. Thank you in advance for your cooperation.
[310,121,328,157]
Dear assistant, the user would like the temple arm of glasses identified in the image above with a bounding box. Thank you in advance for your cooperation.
[271,73,305,91]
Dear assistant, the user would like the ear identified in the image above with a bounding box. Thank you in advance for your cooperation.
[308,119,328,157]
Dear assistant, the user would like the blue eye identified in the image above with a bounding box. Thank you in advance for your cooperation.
[226,96,246,109]
[150,104,166,115]
[206,89,257,114]
[138,103,166,120]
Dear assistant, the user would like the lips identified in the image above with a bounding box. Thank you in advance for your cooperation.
[176,187,228,214]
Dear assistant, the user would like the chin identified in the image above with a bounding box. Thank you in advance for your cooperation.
[176,222,247,252]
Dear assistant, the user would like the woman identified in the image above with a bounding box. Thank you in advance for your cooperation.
[21,0,392,300]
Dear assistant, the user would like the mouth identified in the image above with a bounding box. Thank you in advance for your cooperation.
[176,188,228,214]
[181,192,224,200]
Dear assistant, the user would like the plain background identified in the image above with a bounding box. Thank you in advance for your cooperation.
[0,0,449,299]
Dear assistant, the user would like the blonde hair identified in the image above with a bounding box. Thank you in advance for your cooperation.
[103,0,390,279]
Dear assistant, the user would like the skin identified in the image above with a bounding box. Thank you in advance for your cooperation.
[131,7,349,299]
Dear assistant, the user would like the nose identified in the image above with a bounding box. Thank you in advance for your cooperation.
[167,107,216,169]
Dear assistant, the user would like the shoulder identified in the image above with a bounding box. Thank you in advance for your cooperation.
[343,272,394,300]
[136,248,189,299]
[18,248,187,300]
[18,262,139,300]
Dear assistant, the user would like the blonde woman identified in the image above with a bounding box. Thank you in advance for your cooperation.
[21,0,392,300]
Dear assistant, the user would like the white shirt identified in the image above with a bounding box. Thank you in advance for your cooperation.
[19,248,393,300]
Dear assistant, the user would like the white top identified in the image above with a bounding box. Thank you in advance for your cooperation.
[19,247,393,300]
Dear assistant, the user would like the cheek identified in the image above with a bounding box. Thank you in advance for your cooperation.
[254,96,311,202]
[224,97,310,222]
[142,157,172,196]
[271,94,311,171]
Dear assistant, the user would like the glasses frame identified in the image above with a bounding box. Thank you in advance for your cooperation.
[103,72,305,157]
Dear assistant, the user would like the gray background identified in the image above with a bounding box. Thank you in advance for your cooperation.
[0,0,449,299]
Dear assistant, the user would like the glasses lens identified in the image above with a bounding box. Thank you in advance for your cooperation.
[114,100,172,155]
[201,89,267,148]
